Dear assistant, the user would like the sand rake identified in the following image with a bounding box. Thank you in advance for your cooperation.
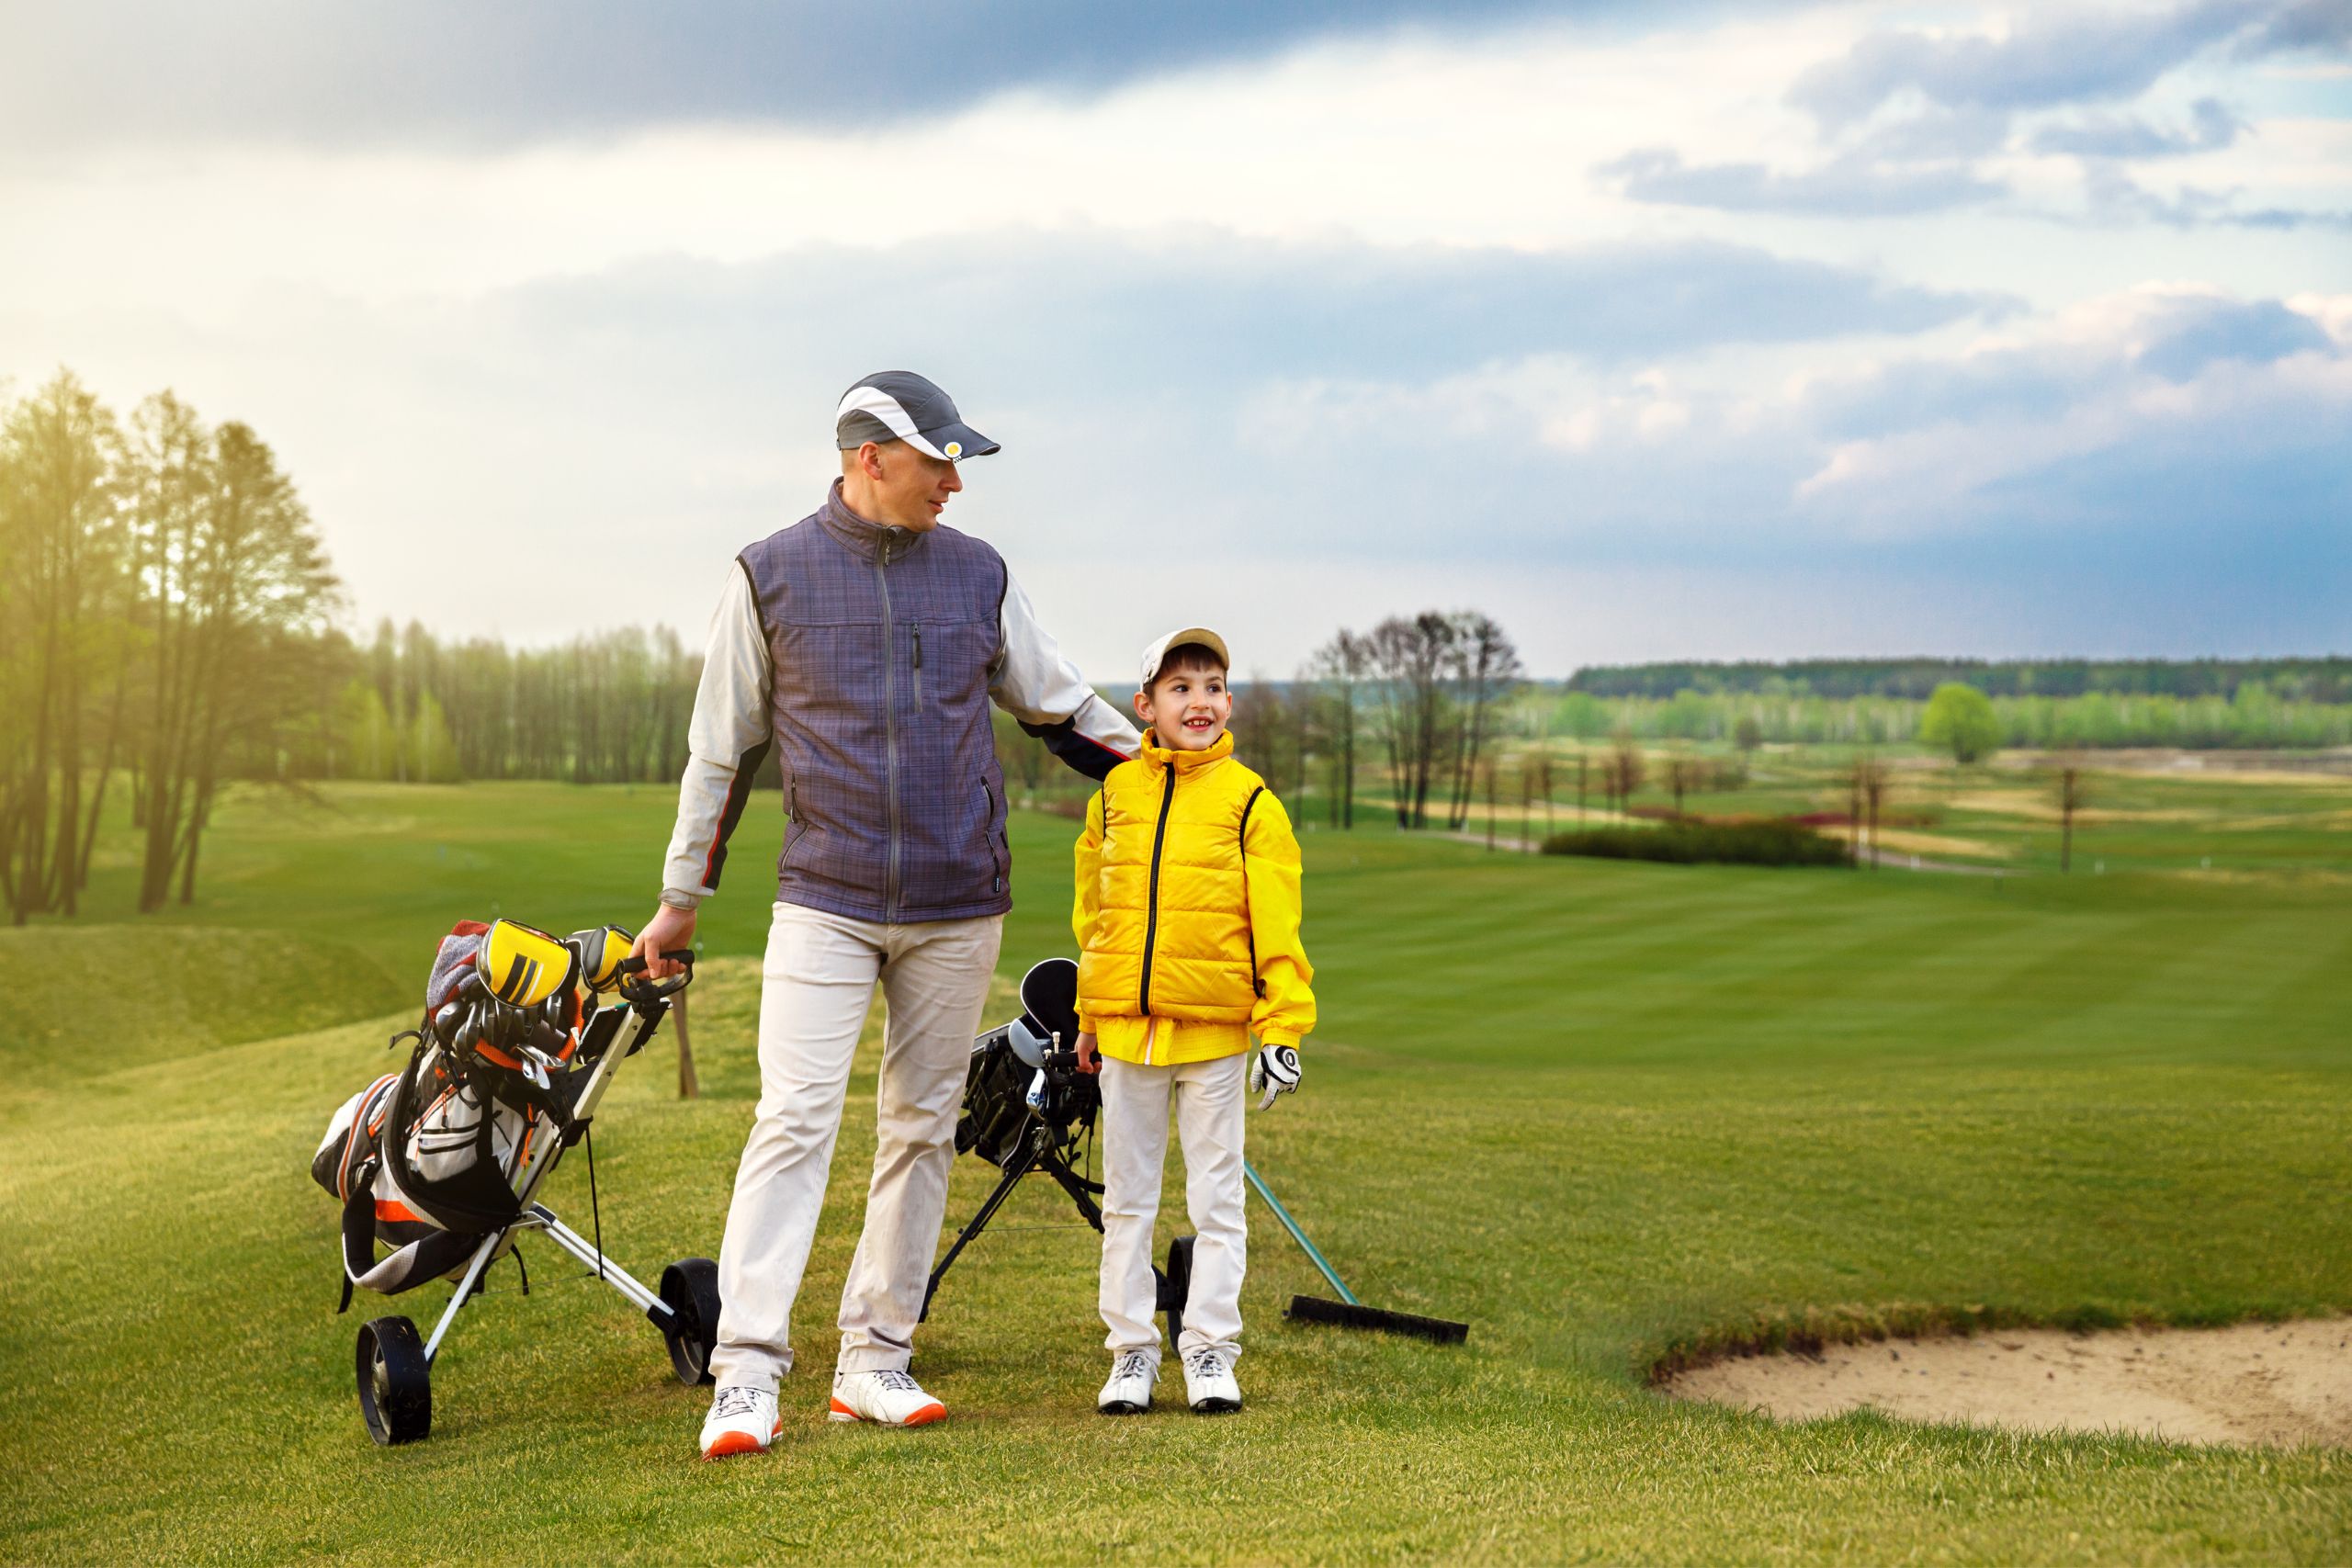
[1245,1161,1469,1344]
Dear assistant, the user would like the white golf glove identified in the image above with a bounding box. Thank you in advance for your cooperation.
[1249,1043,1301,1111]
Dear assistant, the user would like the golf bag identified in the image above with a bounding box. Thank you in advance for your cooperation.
[312,917,635,1309]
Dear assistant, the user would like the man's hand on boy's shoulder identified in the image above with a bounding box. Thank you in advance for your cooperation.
[1250,1041,1301,1110]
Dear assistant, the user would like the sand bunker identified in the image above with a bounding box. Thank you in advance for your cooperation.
[1664,1319,2352,1449]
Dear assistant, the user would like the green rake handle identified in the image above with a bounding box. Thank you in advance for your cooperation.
[1242,1161,1360,1306]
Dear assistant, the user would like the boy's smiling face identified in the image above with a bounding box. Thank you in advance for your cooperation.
[1134,659,1233,752]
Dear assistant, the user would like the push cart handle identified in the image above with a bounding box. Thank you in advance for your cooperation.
[618,950,695,1003]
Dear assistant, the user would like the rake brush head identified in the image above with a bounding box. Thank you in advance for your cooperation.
[1285,1294,1469,1344]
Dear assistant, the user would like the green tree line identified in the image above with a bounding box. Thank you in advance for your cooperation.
[1529,684,2352,751]
[1568,657,2352,704]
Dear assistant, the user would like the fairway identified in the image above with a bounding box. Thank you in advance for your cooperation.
[3,781,2349,1563]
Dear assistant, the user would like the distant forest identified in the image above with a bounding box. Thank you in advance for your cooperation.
[1565,658,2352,704]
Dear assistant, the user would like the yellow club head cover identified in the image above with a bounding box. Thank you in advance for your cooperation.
[569,924,637,994]
[480,919,581,1008]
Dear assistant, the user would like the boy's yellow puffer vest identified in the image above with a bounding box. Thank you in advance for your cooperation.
[1077,731,1266,1036]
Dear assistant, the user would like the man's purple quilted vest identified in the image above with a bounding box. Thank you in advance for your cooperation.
[740,484,1013,924]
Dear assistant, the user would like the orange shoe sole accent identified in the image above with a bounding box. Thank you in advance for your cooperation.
[701,1420,782,1461]
[826,1397,947,1427]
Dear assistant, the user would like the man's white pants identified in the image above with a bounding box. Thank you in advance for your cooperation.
[1098,1051,1249,1367]
[707,901,1002,1394]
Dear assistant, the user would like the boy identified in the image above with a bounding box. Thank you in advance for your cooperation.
[1071,626,1315,1415]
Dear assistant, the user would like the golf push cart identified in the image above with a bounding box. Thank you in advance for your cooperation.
[311,918,711,1446]
[932,957,1469,1348]
[924,956,1199,1340]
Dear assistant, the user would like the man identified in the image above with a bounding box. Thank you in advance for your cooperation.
[633,372,1139,1460]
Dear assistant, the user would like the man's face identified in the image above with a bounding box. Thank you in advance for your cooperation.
[1134,663,1233,752]
[854,441,963,531]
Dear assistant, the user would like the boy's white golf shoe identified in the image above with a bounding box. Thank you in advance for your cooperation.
[699,1385,781,1460]
[1097,1350,1159,1415]
[829,1368,947,1427]
[1182,1348,1242,1414]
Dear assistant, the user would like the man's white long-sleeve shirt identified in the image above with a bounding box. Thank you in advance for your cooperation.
[660,560,1139,908]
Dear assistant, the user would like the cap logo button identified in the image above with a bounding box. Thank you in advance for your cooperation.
[945,440,963,458]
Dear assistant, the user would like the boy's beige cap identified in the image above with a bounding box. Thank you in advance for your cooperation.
[1138,626,1230,691]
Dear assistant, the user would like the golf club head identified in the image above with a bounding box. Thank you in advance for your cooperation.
[1017,957,1079,1047]
[480,918,580,1008]
[568,924,637,994]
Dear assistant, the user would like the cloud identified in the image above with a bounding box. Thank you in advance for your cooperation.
[0,225,1998,643]
[1790,2,2263,126]
[2080,164,2352,228]
[1599,147,2006,214]
[0,0,1639,153]
[1787,288,2351,536]
[2132,294,2336,375]
[509,231,1999,384]
[2030,96,2247,157]
[2236,0,2352,53]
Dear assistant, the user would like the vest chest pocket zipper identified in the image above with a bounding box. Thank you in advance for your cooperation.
[979,777,1008,894]
[783,782,813,868]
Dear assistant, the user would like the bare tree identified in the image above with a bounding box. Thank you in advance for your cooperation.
[2054,755,2091,873]
[1663,751,1701,818]
[1307,630,1368,829]
[1520,755,1535,852]
[1442,613,1523,831]
[1860,753,1891,870]
[1363,614,1454,829]
[1527,749,1555,840]
[1604,728,1645,818]
[1842,756,1868,868]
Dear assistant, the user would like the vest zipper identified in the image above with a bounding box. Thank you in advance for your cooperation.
[1137,764,1176,1018]
[876,536,902,920]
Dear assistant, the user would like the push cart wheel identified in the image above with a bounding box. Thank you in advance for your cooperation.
[1161,1235,1195,1349]
[658,1258,722,1386]
[356,1316,431,1446]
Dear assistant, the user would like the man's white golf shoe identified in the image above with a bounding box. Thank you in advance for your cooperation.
[1097,1350,1159,1415]
[829,1368,948,1427]
[699,1385,781,1461]
[1182,1348,1242,1414]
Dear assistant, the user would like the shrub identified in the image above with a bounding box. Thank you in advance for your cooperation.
[1921,682,2003,764]
[1542,819,1849,868]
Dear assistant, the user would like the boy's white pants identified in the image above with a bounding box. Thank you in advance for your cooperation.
[1098,1051,1249,1367]
[707,901,1002,1394]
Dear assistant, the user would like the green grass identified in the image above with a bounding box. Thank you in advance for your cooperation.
[3,778,2349,1563]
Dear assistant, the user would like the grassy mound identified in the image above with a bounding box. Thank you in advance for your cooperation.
[0,925,407,1101]
[1544,818,1850,867]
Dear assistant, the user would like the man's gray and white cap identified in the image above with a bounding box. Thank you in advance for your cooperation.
[835,371,1001,462]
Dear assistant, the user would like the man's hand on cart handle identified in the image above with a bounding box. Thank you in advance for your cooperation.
[634,904,697,980]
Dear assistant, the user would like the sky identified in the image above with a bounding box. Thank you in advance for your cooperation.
[2,1,2347,677]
